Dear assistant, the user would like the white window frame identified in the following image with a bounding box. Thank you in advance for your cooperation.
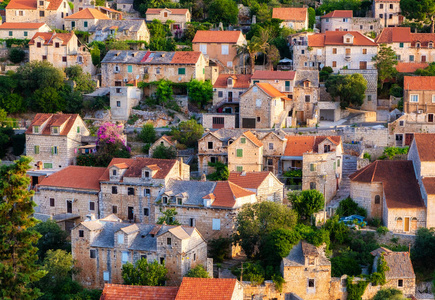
[221,44,229,55]
[432,94,435,103]
[256,98,262,107]
[117,233,124,244]
[103,271,110,281]
[410,94,419,103]
[121,251,129,264]
[212,218,221,230]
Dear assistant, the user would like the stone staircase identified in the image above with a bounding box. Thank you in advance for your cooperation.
[327,155,358,210]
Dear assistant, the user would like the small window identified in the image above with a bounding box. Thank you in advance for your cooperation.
[368,95,372,101]
[141,254,147,260]
[189,218,195,227]
[337,159,340,167]
[128,187,135,195]
[178,68,186,75]
[310,163,316,171]
[90,249,96,258]
[212,218,221,230]
[305,95,311,103]
[145,188,150,196]
[241,138,246,144]
[257,116,261,122]
[310,182,316,190]
[236,166,243,172]
[76,126,80,133]
[144,208,149,216]
[269,143,274,150]
[177,198,182,205]
[79,230,84,237]
[112,186,118,194]
[194,253,196,261]
[127,65,133,73]
[160,257,164,264]
[267,159,273,166]
[256,98,262,107]
[324,144,331,153]
[39,10,44,17]
[121,251,128,264]
[398,279,403,287]
[8,31,12,37]
[308,279,315,288]
[112,205,118,214]
[49,198,55,207]
[89,201,95,211]
[103,271,109,281]
[362,48,367,54]
[144,171,150,178]
[55,42,59,48]
[410,94,419,102]
[236,149,243,157]
[167,237,172,245]
[332,48,337,54]
[221,44,229,55]
[379,4,383,9]
[399,42,404,48]
[410,55,415,62]
[162,196,168,204]
[332,61,337,68]
[218,91,223,97]
[52,146,58,155]
[117,233,124,244]
[375,195,381,204]
[210,157,217,163]
[208,141,213,149]
[84,21,88,28]
[390,4,393,9]
[399,120,404,126]
[34,125,39,133]
[112,169,117,176]
[116,101,121,107]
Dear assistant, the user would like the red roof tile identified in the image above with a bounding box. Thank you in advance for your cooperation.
[213,74,252,89]
[396,62,429,73]
[175,278,238,300]
[46,0,63,10]
[251,70,296,80]
[349,160,425,209]
[413,133,435,161]
[0,22,46,29]
[375,27,411,44]
[38,166,106,191]
[309,31,377,47]
[256,82,286,98]
[423,177,435,195]
[284,136,341,156]
[170,51,201,64]
[321,10,353,18]
[272,7,307,21]
[410,33,435,47]
[404,76,435,91]
[146,8,189,15]
[211,181,255,208]
[6,0,36,10]
[243,131,263,147]
[228,171,273,189]
[65,7,110,19]
[29,32,74,45]
[192,30,243,44]
[25,113,78,135]
[101,284,178,300]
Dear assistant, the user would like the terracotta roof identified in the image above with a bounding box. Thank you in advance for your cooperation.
[149,225,162,235]
[404,76,435,91]
[101,284,178,300]
[243,131,263,147]
[256,82,286,98]
[46,0,63,10]
[170,51,201,64]
[396,62,429,73]
[349,160,425,209]
[98,6,122,13]
[65,8,110,19]
[413,133,435,161]
[272,7,307,21]
[375,27,411,44]
[211,181,255,208]
[113,163,128,169]
[321,10,353,18]
[251,70,296,80]
[29,32,74,45]
[213,74,252,89]
[99,157,177,181]
[192,30,243,43]
[309,31,377,47]
[25,113,78,135]
[423,177,435,195]
[175,278,238,300]
[383,252,415,279]
[410,33,435,47]
[283,136,341,156]
[228,171,271,189]
[0,22,46,29]
[6,0,36,10]
[159,135,175,146]
[38,166,106,191]
[146,8,189,15]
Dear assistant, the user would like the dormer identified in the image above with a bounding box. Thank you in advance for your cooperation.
[116,224,139,247]
[174,192,187,205]
[416,41,421,48]
[343,33,354,44]
[303,80,311,88]
[301,241,320,267]
[227,76,234,87]
[202,193,215,207]
[141,164,160,180]
[51,126,60,135]
[52,37,64,48]
[109,163,128,181]
[318,138,336,154]
[33,125,40,134]
[429,41,434,49]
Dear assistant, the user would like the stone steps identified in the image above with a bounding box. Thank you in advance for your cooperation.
[328,155,358,209]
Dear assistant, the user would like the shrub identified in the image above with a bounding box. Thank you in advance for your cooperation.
[376,226,389,235]
[138,123,156,144]
[390,84,403,97]
[363,152,371,161]
[208,237,231,263]
[336,197,367,218]
[331,252,362,277]
[272,274,285,292]
[368,217,382,227]
[8,48,25,64]
[127,114,139,125]
[184,265,209,278]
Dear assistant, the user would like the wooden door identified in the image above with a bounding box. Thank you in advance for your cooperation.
[359,61,367,70]
[404,217,410,232]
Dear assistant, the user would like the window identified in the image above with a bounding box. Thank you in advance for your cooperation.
[379,14,383,18]
[256,98,262,107]
[337,159,340,167]
[375,195,381,204]
[429,114,434,123]
[199,44,207,54]
[103,271,109,281]
[410,94,419,102]
[89,201,95,211]
[61,56,67,62]
[34,145,40,154]
[257,116,261,122]
[162,196,168,204]
[269,143,274,150]
[305,95,311,102]
[345,38,350,43]
[310,182,316,190]
[324,144,331,152]
[127,65,133,73]
[379,4,383,9]
[360,61,367,70]
[210,157,217,163]
[208,141,213,149]
[177,198,182,205]
[121,251,128,264]
[18,10,24,16]
[218,91,223,97]
[310,163,316,171]
[410,55,414,62]
[301,50,305,55]
[345,48,351,56]
[50,198,55,207]
[144,208,149,216]
[164,12,168,17]
[128,187,134,195]
[221,44,229,55]
[42,55,47,60]
[84,21,88,28]
[144,171,150,178]
[52,146,58,155]
[194,253,196,261]
[399,120,404,126]
[267,159,273,166]
[332,48,337,54]
[116,101,121,107]
[189,218,195,227]
[343,18,347,22]
[37,42,41,48]
[117,233,124,244]
[112,205,118,214]
[360,25,363,30]
[398,279,403,287]
[39,10,44,17]
[308,279,315,288]
[285,80,290,92]
[44,163,52,169]
[236,149,243,157]
[422,55,427,62]
[167,238,172,245]
[155,68,161,74]
[90,249,96,258]
[396,54,401,60]
[389,4,393,9]
[112,186,118,194]
[332,61,337,68]
[368,95,372,101]
[236,166,243,172]
[362,48,367,54]
[39,0,43,5]
[212,218,221,230]
[71,21,75,28]
[112,169,117,176]
[79,230,84,237]
[8,31,12,37]
[160,257,164,264]
[145,188,150,196]
[241,137,246,144]
[389,14,392,19]
[178,68,185,75]
[141,254,147,260]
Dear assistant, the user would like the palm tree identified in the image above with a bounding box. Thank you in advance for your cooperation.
[266,44,281,70]
[233,40,260,74]
[257,28,270,66]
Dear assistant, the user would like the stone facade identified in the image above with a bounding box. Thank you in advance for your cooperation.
[387,113,435,147]
[110,86,142,120]
[350,181,384,219]
[145,8,190,37]
[227,131,263,173]
[261,131,287,174]
[202,113,237,130]
[89,20,150,43]
[403,76,435,114]
[0,22,51,39]
[373,0,402,27]
[321,15,382,35]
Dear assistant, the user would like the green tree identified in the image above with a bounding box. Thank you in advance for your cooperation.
[122,258,168,286]
[400,0,435,33]
[138,123,157,144]
[156,79,173,108]
[208,0,238,25]
[187,79,213,109]
[330,252,362,277]
[32,87,65,113]
[207,161,229,181]
[234,201,297,257]
[91,47,101,67]
[325,73,367,109]
[0,157,46,299]
[308,7,316,29]
[16,61,65,92]
[65,65,96,94]
[372,44,398,88]
[415,62,435,76]
[170,119,204,148]
[185,265,210,278]
[288,190,325,224]
[372,288,405,300]
[260,228,300,265]
[335,197,367,217]
[157,208,180,225]
[33,220,70,263]
[411,227,435,274]
[152,144,177,159]
[8,48,25,64]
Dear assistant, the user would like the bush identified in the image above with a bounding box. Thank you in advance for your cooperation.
[138,123,156,144]
[376,226,389,235]
[208,237,232,263]
[8,48,25,64]
[336,197,367,218]
[363,152,371,161]
[11,133,25,156]
[151,144,177,159]
[368,217,382,227]
[331,252,362,277]
[390,84,403,97]
[127,114,139,125]
[185,265,209,278]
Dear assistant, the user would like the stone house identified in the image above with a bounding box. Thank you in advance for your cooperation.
[376,27,435,63]
[88,19,150,43]
[28,31,94,74]
[372,0,402,27]
[387,113,435,147]
[320,10,382,35]
[272,7,308,30]
[251,70,295,94]
[100,50,207,88]
[154,179,256,244]
[145,8,190,38]
[149,135,177,157]
[282,136,343,203]
[227,130,264,173]
[403,76,435,114]
[258,131,287,174]
[34,165,106,231]
[25,113,90,171]
[212,74,251,113]
[72,215,208,288]
[228,171,284,202]
[292,31,377,72]
[109,85,142,121]
[201,113,237,129]
[64,8,110,31]
[192,30,247,73]
[5,0,71,29]
[99,157,189,223]
[0,22,50,39]
[349,160,426,233]
[239,82,291,129]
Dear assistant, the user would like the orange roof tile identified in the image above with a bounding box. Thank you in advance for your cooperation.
[410,33,435,47]
[309,31,376,47]
[211,181,255,208]
[251,70,296,80]
[375,27,411,44]
[272,7,307,21]
[170,51,201,64]
[283,135,341,156]
[404,76,435,91]
[29,32,74,45]
[423,177,435,195]
[192,30,243,43]
[256,82,286,98]
[6,0,36,10]
[98,6,122,14]
[175,278,238,300]
[65,8,110,19]
[413,133,435,161]
[146,8,189,15]
[321,10,353,18]
[113,163,128,169]
[38,166,106,191]
[213,74,252,89]
[25,113,78,135]
[243,130,263,147]
[46,0,63,10]
[101,284,178,300]
[396,62,429,73]
[228,171,272,189]
[0,22,46,29]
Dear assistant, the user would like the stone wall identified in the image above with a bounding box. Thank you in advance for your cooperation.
[228,135,263,173]
[202,113,236,129]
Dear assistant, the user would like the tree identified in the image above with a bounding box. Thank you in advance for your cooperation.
[325,73,367,109]
[33,220,70,263]
[308,7,316,29]
[91,47,101,67]
[207,161,229,181]
[65,65,96,94]
[372,288,405,300]
[372,44,398,88]
[415,62,435,76]
[152,144,177,159]
[260,228,300,265]
[138,123,156,144]
[208,0,238,25]
[234,201,297,257]
[122,258,168,286]
[335,197,367,217]
[187,79,213,109]
[400,0,435,33]
[32,87,65,113]
[288,190,324,223]
[156,79,173,108]
[330,252,362,277]
[411,228,435,273]
[157,208,180,225]
[8,48,25,64]
[185,265,210,278]
[0,157,46,299]
[170,119,204,148]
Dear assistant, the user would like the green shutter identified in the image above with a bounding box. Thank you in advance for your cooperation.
[51,147,54,155]
[337,159,340,167]
[43,163,52,169]
[203,68,205,74]
[84,21,88,27]
[333,162,336,170]
[178,68,185,75]
[128,65,133,73]
[285,81,290,87]
[236,149,243,157]
[24,31,28,37]
[77,126,80,133]
[241,138,246,144]
[236,166,243,172]
[34,145,39,154]
[8,31,12,37]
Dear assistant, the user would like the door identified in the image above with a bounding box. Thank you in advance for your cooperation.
[359,61,367,70]
[242,118,256,128]
[212,117,224,129]
[128,207,134,220]
[228,91,233,102]
[404,217,410,232]
[67,200,72,213]
[422,55,427,62]
[405,133,414,146]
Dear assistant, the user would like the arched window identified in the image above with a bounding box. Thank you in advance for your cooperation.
[411,217,418,230]
[429,42,434,49]
[396,217,403,228]
[112,169,117,176]
[416,42,421,48]
[375,195,381,204]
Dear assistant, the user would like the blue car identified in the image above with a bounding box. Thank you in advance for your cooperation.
[339,215,367,228]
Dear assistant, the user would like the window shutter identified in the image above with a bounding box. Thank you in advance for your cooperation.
[51,147,54,154]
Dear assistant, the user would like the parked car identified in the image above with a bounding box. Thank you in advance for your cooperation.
[339,215,367,228]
